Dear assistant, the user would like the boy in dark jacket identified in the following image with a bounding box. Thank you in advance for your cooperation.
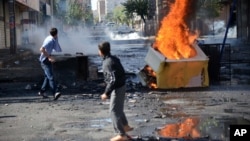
[98,41,133,141]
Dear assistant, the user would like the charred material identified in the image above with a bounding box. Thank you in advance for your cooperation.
[53,53,88,85]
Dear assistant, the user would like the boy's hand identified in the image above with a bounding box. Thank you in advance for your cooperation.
[101,93,108,100]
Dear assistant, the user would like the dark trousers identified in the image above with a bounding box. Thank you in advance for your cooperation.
[109,85,128,136]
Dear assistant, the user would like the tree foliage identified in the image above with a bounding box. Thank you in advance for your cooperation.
[122,0,148,23]
[66,1,85,25]
[105,12,114,22]
[196,0,224,19]
[53,0,93,26]
[113,6,130,25]
[53,0,67,22]
[83,8,94,26]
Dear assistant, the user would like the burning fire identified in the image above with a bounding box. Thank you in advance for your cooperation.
[153,0,198,60]
[158,117,201,139]
[142,65,157,89]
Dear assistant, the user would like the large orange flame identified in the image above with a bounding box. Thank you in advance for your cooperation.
[153,0,198,60]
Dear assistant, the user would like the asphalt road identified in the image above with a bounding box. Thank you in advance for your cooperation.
[1,41,250,141]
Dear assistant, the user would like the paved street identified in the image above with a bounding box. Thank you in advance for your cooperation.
[1,81,250,141]
[0,41,250,141]
[1,0,250,140]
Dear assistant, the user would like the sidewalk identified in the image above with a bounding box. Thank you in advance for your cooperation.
[0,47,42,82]
[0,48,34,68]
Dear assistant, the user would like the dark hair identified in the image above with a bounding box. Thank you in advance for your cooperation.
[50,28,58,37]
[98,41,110,55]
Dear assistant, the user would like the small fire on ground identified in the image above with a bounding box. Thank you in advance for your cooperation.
[157,117,201,139]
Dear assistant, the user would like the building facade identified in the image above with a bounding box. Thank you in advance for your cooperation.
[0,0,53,50]
[0,1,6,49]
[237,0,250,41]
[97,0,105,22]
[0,0,92,50]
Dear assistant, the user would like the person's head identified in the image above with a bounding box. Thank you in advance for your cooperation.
[98,41,110,57]
[50,28,58,38]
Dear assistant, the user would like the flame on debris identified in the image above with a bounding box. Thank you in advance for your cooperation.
[142,65,157,89]
[158,117,201,139]
[145,65,156,77]
[153,0,198,60]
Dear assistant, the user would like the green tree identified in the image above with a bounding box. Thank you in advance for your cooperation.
[53,0,93,26]
[105,12,114,22]
[122,0,148,23]
[83,8,94,27]
[113,6,130,25]
[124,10,135,26]
[195,0,228,34]
[196,0,223,19]
[53,0,67,23]
[93,15,99,24]
[65,0,85,25]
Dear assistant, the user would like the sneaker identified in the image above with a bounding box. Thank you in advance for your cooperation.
[38,91,49,99]
[54,92,61,101]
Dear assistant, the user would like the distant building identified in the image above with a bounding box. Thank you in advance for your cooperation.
[97,0,105,22]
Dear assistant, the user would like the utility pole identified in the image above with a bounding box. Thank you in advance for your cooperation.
[220,0,237,61]
[9,0,17,54]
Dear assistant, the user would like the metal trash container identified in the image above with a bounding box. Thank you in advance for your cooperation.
[76,56,88,80]
[53,55,89,86]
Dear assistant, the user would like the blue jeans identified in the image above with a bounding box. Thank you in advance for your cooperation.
[40,58,58,95]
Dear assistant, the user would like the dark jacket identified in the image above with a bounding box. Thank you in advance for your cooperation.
[102,54,126,97]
